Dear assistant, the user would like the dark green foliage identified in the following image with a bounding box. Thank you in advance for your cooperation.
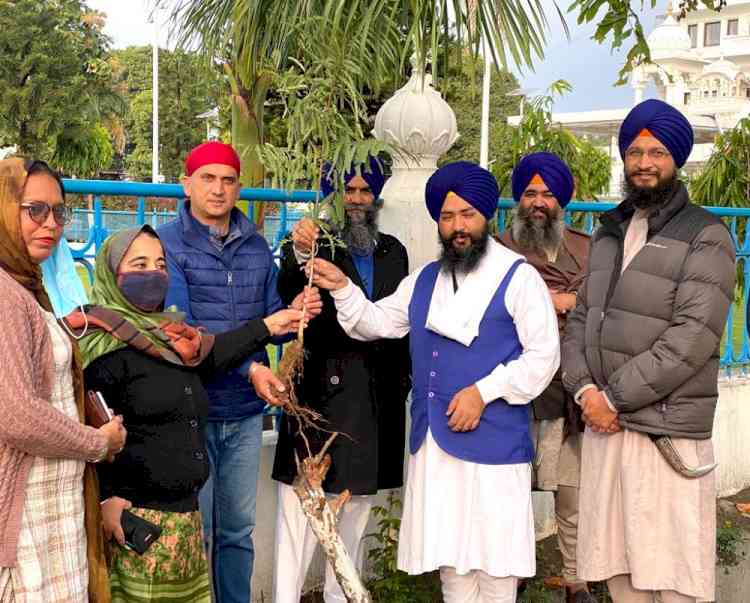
[717,520,746,569]
[438,51,521,168]
[365,492,443,602]
[0,0,121,175]
[690,118,750,209]
[110,46,228,182]
[494,84,611,201]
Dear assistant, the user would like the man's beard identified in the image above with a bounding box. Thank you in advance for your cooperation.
[340,199,382,256]
[623,169,679,210]
[439,223,491,274]
[511,203,565,256]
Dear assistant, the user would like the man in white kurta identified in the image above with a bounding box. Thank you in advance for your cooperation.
[310,161,559,602]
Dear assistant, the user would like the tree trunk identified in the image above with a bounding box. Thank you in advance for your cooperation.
[292,433,372,603]
[231,77,269,228]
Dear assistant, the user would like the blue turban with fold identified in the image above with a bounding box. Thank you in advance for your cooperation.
[511,152,575,208]
[425,161,499,222]
[320,155,386,200]
[618,99,694,168]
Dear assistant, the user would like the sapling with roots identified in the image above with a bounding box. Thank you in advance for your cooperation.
[255,13,400,601]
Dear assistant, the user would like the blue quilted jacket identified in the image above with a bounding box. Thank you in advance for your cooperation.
[158,202,285,421]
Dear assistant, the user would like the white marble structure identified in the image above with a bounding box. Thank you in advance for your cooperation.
[373,60,459,269]
[508,0,750,197]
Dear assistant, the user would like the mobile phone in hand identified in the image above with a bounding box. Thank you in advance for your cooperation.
[120,510,162,555]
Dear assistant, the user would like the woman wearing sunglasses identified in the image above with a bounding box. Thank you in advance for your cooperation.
[0,158,127,603]
[67,225,314,603]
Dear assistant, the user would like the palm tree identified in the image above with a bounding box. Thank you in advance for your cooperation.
[690,118,750,209]
[169,0,561,190]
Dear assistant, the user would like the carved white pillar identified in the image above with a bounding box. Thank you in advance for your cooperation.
[632,65,646,106]
[373,62,459,270]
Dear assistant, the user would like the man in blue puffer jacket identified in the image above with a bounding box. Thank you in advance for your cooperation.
[158,141,283,603]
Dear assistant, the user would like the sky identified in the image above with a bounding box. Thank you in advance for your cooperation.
[86,0,664,114]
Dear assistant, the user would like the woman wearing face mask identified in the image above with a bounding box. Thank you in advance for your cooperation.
[0,158,126,603]
[70,225,312,602]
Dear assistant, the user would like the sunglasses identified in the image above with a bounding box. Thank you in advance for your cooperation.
[20,201,72,227]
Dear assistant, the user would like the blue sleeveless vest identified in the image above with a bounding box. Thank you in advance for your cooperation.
[407,259,533,465]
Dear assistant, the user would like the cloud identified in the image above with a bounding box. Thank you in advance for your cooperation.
[86,0,172,49]
[514,0,662,111]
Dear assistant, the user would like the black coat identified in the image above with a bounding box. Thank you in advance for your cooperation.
[272,234,411,494]
[84,320,270,512]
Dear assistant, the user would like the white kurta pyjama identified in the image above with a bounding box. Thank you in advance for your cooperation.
[331,239,560,577]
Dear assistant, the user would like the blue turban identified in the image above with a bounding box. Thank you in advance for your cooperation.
[618,99,694,168]
[320,155,386,200]
[425,161,499,222]
[511,152,575,208]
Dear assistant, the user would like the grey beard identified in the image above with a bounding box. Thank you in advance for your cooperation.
[340,199,382,256]
[511,206,565,257]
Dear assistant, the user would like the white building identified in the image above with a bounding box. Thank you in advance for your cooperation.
[509,0,750,197]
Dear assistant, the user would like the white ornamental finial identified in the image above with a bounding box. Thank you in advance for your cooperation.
[373,60,459,168]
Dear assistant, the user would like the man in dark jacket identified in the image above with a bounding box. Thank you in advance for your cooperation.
[499,152,594,603]
[267,156,411,603]
[158,141,291,603]
[561,99,735,602]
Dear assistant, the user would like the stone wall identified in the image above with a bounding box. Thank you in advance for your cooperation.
[714,375,750,497]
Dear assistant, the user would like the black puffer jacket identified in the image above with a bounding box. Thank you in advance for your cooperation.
[561,183,735,439]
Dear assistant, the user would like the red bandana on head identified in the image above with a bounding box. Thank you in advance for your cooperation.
[185,141,241,177]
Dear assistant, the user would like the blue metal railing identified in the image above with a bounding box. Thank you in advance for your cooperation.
[62,179,750,372]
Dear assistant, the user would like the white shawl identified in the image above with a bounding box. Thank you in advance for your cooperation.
[425,238,525,347]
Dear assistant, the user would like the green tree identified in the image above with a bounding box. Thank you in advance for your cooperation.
[111,46,227,182]
[170,0,728,192]
[51,123,114,178]
[438,51,521,168]
[690,118,750,208]
[256,11,396,218]
[0,0,121,170]
[494,83,611,201]
[170,0,557,191]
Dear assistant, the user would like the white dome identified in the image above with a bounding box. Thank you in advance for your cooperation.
[647,12,691,58]
[373,64,458,168]
[702,56,740,80]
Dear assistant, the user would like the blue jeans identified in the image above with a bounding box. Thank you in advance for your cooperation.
[200,413,263,603]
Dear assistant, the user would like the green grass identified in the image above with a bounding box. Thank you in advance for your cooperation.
[717,520,746,569]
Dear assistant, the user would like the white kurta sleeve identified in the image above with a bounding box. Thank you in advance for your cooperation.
[475,263,560,405]
[330,269,422,341]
